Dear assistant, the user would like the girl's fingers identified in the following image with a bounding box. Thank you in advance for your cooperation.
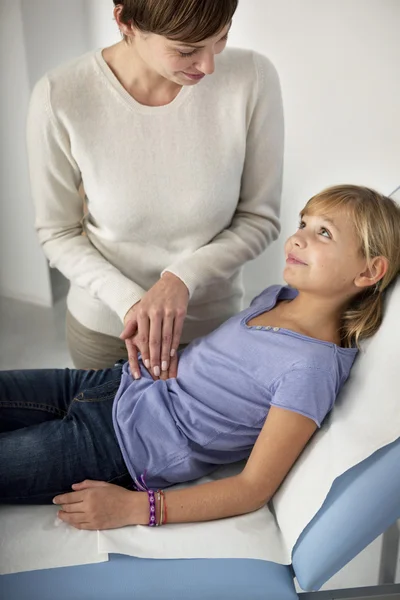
[58,511,89,526]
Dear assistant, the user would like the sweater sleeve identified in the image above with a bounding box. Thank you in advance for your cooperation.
[162,53,284,297]
[26,76,146,322]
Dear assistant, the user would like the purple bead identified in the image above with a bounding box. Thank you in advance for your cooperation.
[147,490,157,527]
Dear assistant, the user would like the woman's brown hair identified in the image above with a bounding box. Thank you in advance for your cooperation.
[113,0,238,43]
[301,185,400,348]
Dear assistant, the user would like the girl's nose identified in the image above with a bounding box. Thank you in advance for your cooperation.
[290,231,307,248]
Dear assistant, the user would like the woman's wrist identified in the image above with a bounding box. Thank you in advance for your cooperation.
[161,271,189,295]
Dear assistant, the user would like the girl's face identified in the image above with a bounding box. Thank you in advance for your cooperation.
[283,208,368,300]
[130,23,231,86]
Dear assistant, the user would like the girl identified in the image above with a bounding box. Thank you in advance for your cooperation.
[1,185,399,531]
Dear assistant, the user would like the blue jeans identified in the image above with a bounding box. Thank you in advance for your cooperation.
[0,364,134,504]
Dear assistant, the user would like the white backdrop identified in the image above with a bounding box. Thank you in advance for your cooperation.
[0,0,399,590]
[1,0,399,305]
[84,0,400,303]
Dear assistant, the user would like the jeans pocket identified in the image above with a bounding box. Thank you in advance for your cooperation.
[74,378,122,404]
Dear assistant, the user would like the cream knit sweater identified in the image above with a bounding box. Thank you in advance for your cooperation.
[27,47,284,343]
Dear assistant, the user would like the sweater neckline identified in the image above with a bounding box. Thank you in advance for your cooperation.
[94,48,194,115]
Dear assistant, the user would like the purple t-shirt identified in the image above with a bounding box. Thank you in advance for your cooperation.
[112,285,358,489]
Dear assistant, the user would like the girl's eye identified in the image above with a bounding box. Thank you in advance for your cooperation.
[298,220,306,229]
[320,227,331,238]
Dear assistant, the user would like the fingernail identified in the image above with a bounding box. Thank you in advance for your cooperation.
[134,371,140,380]
[161,361,168,371]
[52,498,57,504]
[170,349,175,358]
[144,359,150,369]
[153,366,160,377]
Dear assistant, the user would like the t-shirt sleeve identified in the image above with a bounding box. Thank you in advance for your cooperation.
[270,367,337,428]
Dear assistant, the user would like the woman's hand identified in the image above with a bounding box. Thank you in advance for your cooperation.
[53,480,147,530]
[120,273,189,380]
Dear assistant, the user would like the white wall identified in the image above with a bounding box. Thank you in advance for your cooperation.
[83,0,399,591]
[0,0,398,584]
[3,0,398,306]
[20,0,92,302]
[232,0,400,301]
[0,0,92,306]
[84,0,400,304]
[0,0,52,305]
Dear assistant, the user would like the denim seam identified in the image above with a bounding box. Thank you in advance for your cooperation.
[73,392,117,404]
[0,400,66,418]
[66,379,121,413]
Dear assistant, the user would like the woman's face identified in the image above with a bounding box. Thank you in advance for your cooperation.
[131,22,231,85]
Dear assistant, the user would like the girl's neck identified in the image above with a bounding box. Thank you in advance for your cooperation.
[277,291,346,346]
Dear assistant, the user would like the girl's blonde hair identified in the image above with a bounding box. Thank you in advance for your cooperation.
[301,185,400,348]
[113,0,238,44]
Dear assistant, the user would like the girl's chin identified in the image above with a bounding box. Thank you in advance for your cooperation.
[282,268,299,286]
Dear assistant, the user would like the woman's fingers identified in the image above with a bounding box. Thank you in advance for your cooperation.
[168,352,179,379]
[170,309,185,360]
[160,314,174,373]
[125,338,141,380]
[119,319,137,340]
[148,310,163,377]
[137,311,151,372]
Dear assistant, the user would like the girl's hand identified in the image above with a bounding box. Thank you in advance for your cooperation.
[120,273,188,380]
[53,480,147,530]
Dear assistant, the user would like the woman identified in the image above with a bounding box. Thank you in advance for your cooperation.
[26,0,284,378]
[1,185,399,530]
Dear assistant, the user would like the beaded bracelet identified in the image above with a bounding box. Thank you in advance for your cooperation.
[163,491,168,525]
[157,490,168,525]
[147,490,156,527]
[156,491,161,527]
[159,490,164,526]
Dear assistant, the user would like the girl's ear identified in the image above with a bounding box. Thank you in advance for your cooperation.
[354,256,389,290]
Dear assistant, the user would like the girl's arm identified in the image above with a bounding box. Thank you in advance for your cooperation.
[54,407,316,529]
[131,406,317,525]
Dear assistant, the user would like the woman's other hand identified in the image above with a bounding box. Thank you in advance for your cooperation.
[120,272,188,380]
